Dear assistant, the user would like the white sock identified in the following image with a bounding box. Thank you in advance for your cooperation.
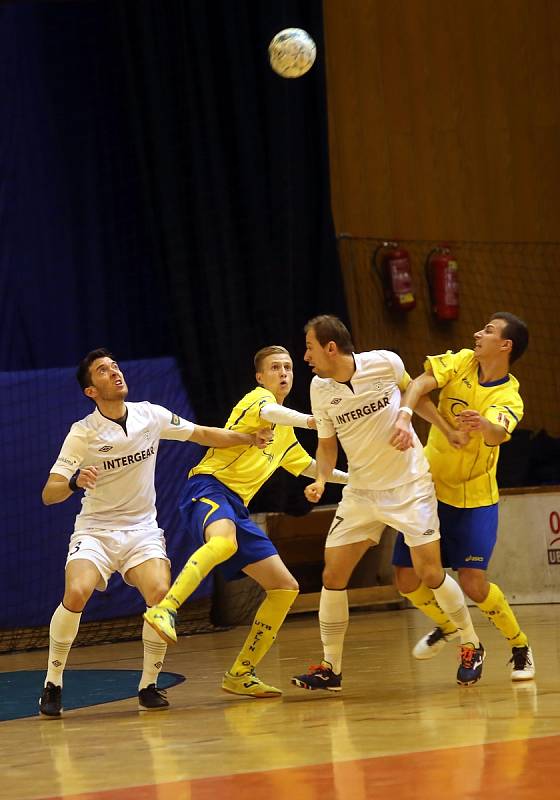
[139,618,168,690]
[432,575,480,647]
[319,587,349,674]
[45,603,82,687]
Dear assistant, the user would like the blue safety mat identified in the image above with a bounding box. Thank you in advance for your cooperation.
[0,669,185,722]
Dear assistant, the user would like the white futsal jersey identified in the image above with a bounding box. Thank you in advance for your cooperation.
[50,402,195,531]
[311,350,429,490]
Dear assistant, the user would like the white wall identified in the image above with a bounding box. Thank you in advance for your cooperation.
[491,490,560,604]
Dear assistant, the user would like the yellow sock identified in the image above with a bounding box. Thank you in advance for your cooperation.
[477,582,528,647]
[229,588,299,676]
[160,536,237,611]
[402,583,458,636]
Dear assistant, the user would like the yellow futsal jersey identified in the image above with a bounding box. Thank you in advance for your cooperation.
[425,349,523,508]
[189,386,313,506]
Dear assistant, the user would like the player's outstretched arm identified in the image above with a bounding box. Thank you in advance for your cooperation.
[301,459,347,484]
[260,402,315,429]
[401,371,438,412]
[42,466,98,505]
[190,425,272,450]
[391,371,439,451]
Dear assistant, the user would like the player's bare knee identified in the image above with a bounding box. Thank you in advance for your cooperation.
[417,565,445,589]
[322,566,347,590]
[144,582,170,606]
[63,583,92,611]
[393,566,419,594]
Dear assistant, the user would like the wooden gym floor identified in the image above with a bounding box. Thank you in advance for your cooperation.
[2,604,560,800]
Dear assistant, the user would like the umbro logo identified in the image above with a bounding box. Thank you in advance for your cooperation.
[423,529,435,536]
[98,445,113,453]
[330,398,342,405]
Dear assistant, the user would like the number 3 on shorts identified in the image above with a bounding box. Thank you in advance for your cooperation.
[68,540,82,556]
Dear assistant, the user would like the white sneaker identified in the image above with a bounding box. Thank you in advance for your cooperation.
[510,646,535,681]
[413,626,461,660]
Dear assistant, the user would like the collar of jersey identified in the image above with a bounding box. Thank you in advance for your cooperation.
[477,372,510,388]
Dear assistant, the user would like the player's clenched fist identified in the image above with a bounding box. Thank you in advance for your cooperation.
[76,466,98,490]
[254,428,274,449]
[305,480,325,504]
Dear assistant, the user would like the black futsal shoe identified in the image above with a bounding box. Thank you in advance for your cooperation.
[39,682,63,718]
[138,684,170,710]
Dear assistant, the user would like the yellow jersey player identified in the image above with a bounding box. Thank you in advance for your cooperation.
[144,346,347,697]
[392,312,534,681]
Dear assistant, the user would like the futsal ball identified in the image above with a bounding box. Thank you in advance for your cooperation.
[268,28,316,78]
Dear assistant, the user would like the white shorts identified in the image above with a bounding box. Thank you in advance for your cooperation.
[66,527,169,591]
[325,473,440,549]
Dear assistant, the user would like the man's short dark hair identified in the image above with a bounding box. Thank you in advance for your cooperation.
[77,348,114,391]
[491,312,529,364]
[305,315,354,354]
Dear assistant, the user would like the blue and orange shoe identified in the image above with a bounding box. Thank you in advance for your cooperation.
[291,662,342,691]
[457,642,485,686]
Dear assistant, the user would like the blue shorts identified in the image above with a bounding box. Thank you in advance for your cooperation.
[392,500,499,570]
[178,474,278,582]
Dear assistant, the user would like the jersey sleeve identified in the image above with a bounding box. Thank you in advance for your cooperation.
[50,422,90,479]
[377,350,408,390]
[225,388,276,432]
[424,349,471,388]
[252,388,277,425]
[279,438,313,477]
[150,404,195,441]
[486,388,524,440]
[310,379,336,439]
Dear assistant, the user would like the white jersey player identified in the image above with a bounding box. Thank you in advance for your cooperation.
[291,315,485,692]
[39,348,271,718]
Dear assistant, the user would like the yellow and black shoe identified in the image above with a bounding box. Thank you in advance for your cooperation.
[143,606,177,644]
[222,669,282,698]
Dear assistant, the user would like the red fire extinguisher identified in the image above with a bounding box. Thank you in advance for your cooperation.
[372,241,416,311]
[425,246,459,320]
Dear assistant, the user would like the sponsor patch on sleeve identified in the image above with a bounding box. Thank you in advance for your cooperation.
[171,413,180,426]
[497,412,510,430]
[56,455,79,469]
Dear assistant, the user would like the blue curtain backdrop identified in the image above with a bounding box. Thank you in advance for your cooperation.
[1,0,348,515]
[0,0,346,402]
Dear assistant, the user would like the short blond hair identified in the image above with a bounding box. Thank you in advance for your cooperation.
[254,345,290,372]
